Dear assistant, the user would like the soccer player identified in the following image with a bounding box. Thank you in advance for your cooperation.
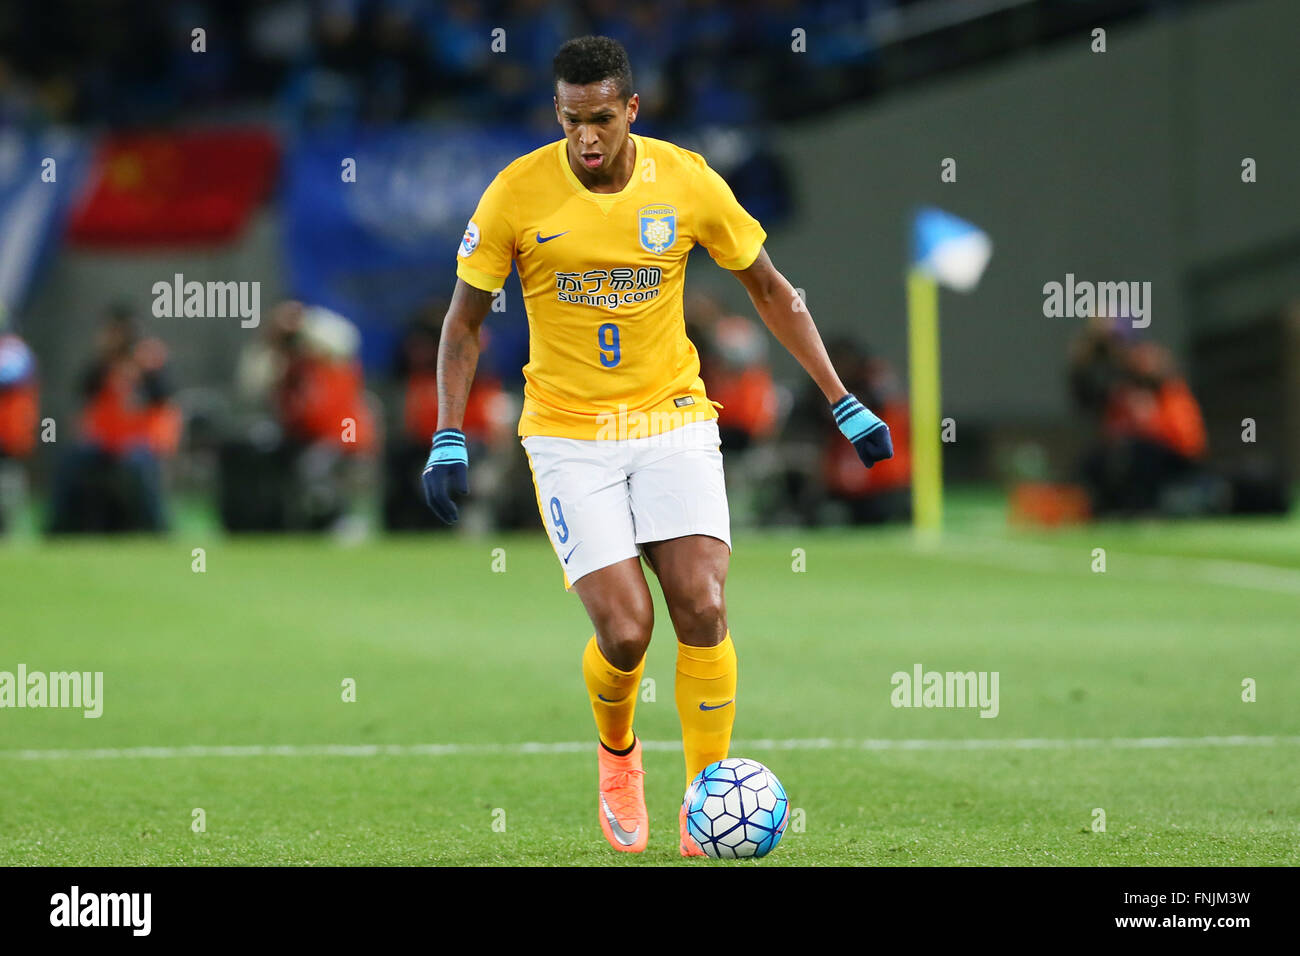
[423,36,892,856]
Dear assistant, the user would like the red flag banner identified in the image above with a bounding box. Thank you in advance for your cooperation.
[67,128,278,247]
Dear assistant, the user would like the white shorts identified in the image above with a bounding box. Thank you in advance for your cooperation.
[522,420,732,588]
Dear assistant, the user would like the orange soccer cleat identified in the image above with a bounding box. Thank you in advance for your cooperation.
[597,738,648,853]
[679,804,706,857]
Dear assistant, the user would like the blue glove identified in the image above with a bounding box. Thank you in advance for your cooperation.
[422,428,469,524]
[832,393,893,468]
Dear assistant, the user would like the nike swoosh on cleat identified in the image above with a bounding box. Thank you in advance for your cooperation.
[699,699,734,711]
[599,794,640,846]
[536,231,569,244]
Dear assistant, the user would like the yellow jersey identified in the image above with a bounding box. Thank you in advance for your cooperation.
[455,133,766,439]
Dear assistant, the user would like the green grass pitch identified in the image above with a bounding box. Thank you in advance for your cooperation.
[2,494,1298,865]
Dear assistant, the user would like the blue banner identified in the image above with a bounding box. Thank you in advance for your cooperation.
[282,126,547,371]
[0,129,89,330]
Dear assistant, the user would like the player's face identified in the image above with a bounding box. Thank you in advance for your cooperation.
[554,80,638,178]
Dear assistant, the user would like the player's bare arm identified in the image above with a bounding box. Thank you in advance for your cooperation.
[420,278,493,523]
[733,246,894,469]
[435,278,495,431]
[730,246,847,403]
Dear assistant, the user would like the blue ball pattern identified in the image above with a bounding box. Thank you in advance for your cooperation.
[683,757,789,859]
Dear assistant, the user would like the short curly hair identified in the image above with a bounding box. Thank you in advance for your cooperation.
[553,36,633,102]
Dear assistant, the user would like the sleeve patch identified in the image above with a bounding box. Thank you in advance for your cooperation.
[458,220,480,258]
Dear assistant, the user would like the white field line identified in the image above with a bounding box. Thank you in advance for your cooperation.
[3,735,1298,761]
[933,534,1300,595]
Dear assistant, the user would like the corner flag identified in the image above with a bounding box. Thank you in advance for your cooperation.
[907,208,992,536]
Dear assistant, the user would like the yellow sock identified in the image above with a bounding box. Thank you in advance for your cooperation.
[675,632,737,789]
[582,635,644,752]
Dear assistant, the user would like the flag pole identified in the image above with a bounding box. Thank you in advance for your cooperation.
[907,267,942,538]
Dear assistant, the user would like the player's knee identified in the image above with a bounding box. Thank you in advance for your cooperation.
[670,580,726,645]
[594,603,653,670]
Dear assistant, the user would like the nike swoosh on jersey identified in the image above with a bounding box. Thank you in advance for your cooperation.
[699,699,734,711]
[599,793,641,846]
[536,231,569,243]
[563,543,580,564]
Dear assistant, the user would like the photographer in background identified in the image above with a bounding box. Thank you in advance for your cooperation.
[47,304,180,534]
[384,302,514,530]
[1072,318,1210,516]
[227,300,375,532]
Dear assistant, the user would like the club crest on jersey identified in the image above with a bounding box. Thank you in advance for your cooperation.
[638,204,676,255]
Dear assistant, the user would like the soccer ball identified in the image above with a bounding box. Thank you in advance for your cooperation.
[683,757,789,859]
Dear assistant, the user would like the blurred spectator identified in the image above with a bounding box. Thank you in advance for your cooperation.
[690,294,781,451]
[245,0,314,94]
[0,0,902,128]
[384,301,511,530]
[48,305,180,533]
[237,300,375,452]
[1068,315,1128,419]
[396,302,508,448]
[0,56,46,126]
[774,336,910,525]
[1105,342,1207,461]
[422,0,494,96]
[0,324,40,534]
[224,301,375,531]
[1071,318,1210,515]
[0,327,39,461]
[587,0,672,117]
